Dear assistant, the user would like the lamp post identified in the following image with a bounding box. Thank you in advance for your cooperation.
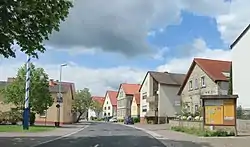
[56,63,67,127]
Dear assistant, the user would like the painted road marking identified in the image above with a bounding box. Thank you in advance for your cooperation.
[120,124,169,140]
[31,125,89,147]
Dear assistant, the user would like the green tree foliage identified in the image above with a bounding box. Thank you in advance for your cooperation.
[0,0,73,58]
[228,63,233,95]
[236,105,243,119]
[91,100,103,118]
[72,88,92,122]
[1,63,53,114]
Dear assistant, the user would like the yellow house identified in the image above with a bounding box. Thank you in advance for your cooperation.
[0,78,77,125]
[131,93,140,118]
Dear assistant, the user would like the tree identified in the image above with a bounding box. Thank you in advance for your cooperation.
[236,105,243,119]
[91,101,103,118]
[72,88,92,122]
[0,0,73,58]
[228,63,233,95]
[1,63,53,115]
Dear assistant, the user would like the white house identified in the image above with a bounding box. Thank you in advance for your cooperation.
[139,71,185,124]
[88,96,105,120]
[230,24,250,108]
[103,91,118,117]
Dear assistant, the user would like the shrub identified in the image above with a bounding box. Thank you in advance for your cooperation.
[30,112,36,126]
[133,117,140,123]
[171,126,235,137]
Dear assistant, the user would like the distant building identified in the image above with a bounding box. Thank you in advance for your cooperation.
[88,96,105,120]
[103,90,118,117]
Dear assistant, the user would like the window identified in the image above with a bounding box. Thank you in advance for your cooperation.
[195,105,198,112]
[142,92,147,99]
[108,112,110,116]
[108,106,110,110]
[40,110,46,118]
[195,79,198,89]
[104,107,106,110]
[106,101,108,104]
[189,80,193,90]
[104,113,106,116]
[142,105,147,112]
[201,76,205,87]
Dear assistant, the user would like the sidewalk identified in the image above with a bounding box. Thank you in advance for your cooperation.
[0,123,87,137]
[131,123,250,147]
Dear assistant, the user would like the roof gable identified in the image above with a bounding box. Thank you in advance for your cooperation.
[121,83,140,95]
[105,90,117,106]
[177,58,231,95]
[230,24,250,49]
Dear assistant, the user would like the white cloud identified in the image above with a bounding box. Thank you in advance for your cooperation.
[0,38,231,96]
[0,58,145,96]
[157,38,232,73]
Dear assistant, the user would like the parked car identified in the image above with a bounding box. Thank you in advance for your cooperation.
[109,117,117,122]
[124,116,134,125]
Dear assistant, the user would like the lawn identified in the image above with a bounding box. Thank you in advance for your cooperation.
[0,125,55,132]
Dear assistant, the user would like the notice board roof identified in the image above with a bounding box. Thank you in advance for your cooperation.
[200,95,238,100]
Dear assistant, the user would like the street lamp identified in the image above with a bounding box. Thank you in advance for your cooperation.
[55,63,67,127]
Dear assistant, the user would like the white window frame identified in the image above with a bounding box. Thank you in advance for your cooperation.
[201,76,206,87]
[142,92,147,99]
[195,79,198,89]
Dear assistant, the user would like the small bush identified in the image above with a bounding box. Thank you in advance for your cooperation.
[171,126,235,137]
[118,119,124,122]
[30,112,36,126]
[133,117,140,123]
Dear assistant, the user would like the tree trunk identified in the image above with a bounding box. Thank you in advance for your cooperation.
[75,112,83,123]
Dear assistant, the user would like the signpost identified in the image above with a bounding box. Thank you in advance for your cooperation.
[201,95,238,136]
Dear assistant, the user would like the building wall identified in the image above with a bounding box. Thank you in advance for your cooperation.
[232,30,250,108]
[131,97,139,117]
[117,87,126,119]
[103,94,113,117]
[181,64,219,113]
[35,90,75,124]
[158,84,181,118]
[140,73,153,122]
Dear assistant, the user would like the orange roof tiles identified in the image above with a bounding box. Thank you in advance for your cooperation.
[92,96,105,106]
[106,90,118,106]
[133,93,140,105]
[121,83,141,95]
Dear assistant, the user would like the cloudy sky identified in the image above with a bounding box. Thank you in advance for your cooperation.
[0,0,247,96]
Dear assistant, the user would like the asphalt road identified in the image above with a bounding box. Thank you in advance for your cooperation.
[0,122,211,147]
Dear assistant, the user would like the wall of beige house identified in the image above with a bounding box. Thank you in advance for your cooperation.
[140,73,153,123]
[181,64,221,113]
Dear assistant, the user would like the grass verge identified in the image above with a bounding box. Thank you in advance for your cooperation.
[171,126,235,137]
[0,125,55,132]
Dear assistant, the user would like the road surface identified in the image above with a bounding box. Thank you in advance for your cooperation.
[0,122,208,147]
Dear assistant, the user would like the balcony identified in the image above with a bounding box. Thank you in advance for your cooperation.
[146,95,157,103]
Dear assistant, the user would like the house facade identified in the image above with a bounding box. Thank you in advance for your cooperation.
[230,24,250,108]
[117,83,140,120]
[88,96,105,120]
[0,78,77,125]
[103,91,118,117]
[139,71,185,124]
[178,58,231,114]
[36,80,77,124]
[131,93,140,118]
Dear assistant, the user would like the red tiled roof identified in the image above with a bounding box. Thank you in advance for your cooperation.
[133,93,140,105]
[106,91,118,106]
[92,96,105,106]
[177,58,231,95]
[121,83,141,95]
